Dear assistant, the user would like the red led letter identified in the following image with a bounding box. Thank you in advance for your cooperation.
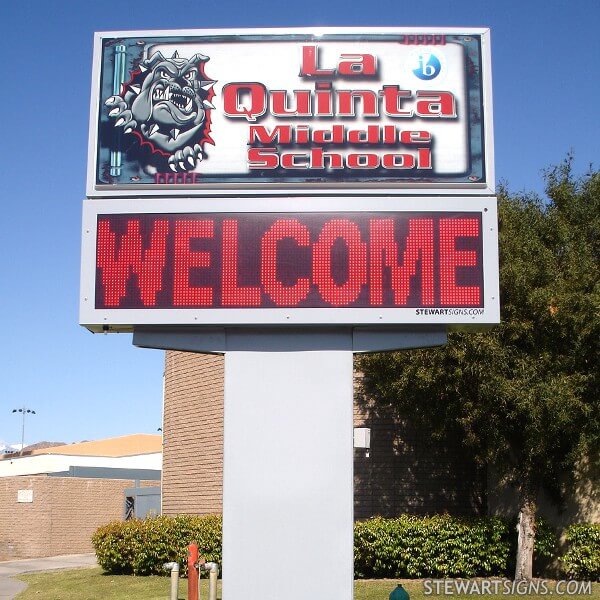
[222,220,261,306]
[261,219,311,306]
[173,220,214,306]
[439,218,481,305]
[369,219,434,305]
[313,220,367,306]
[96,218,169,307]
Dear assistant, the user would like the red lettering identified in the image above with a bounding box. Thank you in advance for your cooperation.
[281,152,309,169]
[97,219,168,307]
[247,147,279,169]
[417,148,432,169]
[439,218,480,305]
[380,85,413,117]
[314,81,333,115]
[301,46,377,77]
[261,220,311,305]
[313,125,345,144]
[381,153,416,169]
[415,91,457,118]
[337,90,379,117]
[173,220,213,306]
[248,126,293,144]
[338,53,377,76]
[270,89,312,117]
[221,220,261,306]
[222,82,267,121]
[94,213,484,312]
[313,220,367,306]
[300,45,335,77]
[347,153,379,169]
[309,148,344,169]
[369,219,434,305]
[347,126,385,144]
[399,130,431,144]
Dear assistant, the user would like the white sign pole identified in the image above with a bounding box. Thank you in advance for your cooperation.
[222,330,354,600]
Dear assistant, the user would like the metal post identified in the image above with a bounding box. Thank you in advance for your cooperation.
[110,44,126,177]
[163,562,180,600]
[203,563,219,600]
[20,409,25,456]
[11,407,36,456]
[188,543,199,600]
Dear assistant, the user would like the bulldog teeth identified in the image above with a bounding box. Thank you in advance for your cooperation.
[152,85,195,113]
[148,124,159,136]
[170,128,180,140]
[152,88,172,101]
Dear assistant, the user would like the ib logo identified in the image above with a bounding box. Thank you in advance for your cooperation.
[412,52,442,80]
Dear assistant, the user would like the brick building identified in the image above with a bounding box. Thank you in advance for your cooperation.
[162,351,485,519]
[0,475,156,559]
[0,435,161,560]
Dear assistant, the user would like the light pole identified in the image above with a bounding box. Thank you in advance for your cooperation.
[11,407,36,456]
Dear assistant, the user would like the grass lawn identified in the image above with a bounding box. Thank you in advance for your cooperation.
[16,568,600,600]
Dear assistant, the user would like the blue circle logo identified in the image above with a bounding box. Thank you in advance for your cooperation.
[412,53,442,80]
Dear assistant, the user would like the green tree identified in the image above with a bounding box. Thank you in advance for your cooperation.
[357,159,599,580]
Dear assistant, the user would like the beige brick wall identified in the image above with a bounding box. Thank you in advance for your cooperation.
[0,476,154,560]
[162,351,224,515]
[162,351,484,518]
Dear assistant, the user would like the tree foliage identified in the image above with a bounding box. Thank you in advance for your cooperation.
[358,158,599,510]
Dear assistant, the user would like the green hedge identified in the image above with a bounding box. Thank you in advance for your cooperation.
[92,515,222,576]
[561,523,600,581]
[92,514,557,578]
[354,515,556,579]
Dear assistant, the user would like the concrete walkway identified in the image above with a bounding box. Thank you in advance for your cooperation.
[0,554,97,599]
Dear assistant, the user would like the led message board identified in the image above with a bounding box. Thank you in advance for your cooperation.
[87,28,494,197]
[80,197,499,331]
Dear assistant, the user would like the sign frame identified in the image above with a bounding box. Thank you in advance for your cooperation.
[86,27,494,198]
[80,196,500,332]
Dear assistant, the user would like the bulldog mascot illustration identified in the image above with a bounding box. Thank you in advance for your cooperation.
[105,50,215,173]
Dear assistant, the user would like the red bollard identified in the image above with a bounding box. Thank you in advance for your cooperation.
[188,543,199,600]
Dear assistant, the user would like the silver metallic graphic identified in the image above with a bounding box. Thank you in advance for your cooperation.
[105,50,215,173]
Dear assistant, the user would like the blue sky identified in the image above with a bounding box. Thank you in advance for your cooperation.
[0,0,598,447]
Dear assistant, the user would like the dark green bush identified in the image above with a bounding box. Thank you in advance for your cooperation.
[532,517,559,562]
[93,513,558,578]
[561,523,600,581]
[92,514,222,576]
[354,515,557,579]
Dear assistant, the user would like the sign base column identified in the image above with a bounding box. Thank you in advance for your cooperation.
[222,329,354,600]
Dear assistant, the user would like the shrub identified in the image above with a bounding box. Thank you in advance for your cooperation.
[561,523,600,581]
[354,515,557,579]
[93,513,558,579]
[92,514,222,576]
